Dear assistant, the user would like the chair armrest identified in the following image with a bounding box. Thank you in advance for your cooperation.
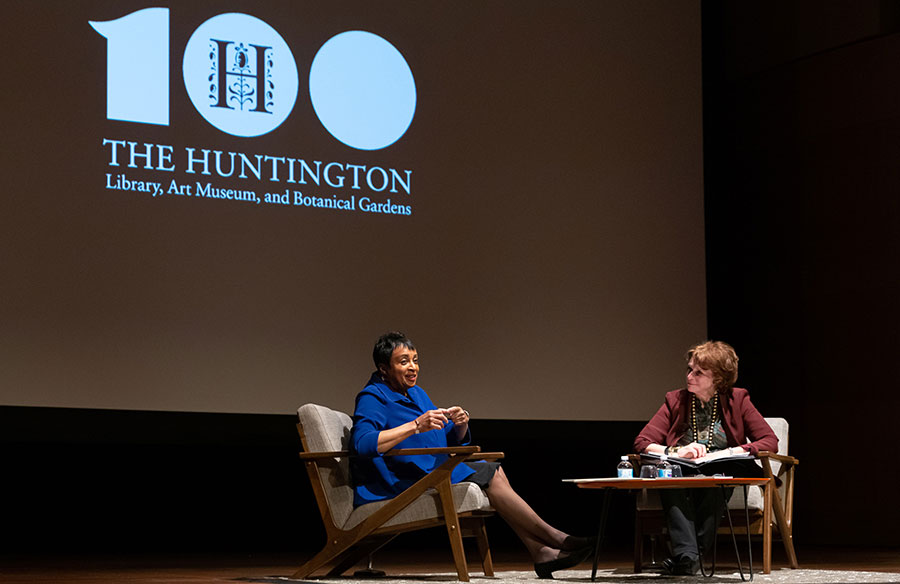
[300,446,496,460]
[467,451,505,461]
[384,446,481,457]
[299,450,351,460]
[300,446,488,459]
[758,451,799,466]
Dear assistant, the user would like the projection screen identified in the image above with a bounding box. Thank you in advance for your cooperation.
[1,0,705,420]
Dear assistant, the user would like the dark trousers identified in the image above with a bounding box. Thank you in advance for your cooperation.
[660,487,733,561]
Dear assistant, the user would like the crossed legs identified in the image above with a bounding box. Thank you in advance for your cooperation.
[483,466,584,563]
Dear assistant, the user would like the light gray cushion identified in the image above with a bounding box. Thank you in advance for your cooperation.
[727,481,765,511]
[726,416,788,513]
[344,481,491,530]
[298,404,355,529]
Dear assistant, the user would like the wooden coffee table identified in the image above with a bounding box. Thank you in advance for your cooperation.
[564,476,771,581]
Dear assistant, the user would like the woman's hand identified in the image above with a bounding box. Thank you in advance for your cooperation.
[414,409,450,433]
[376,409,448,452]
[674,442,707,459]
[443,406,469,426]
[443,406,470,440]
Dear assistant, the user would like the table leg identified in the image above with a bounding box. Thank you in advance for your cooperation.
[590,489,611,582]
[722,484,754,581]
[744,485,754,581]
[699,488,720,578]
[699,536,717,577]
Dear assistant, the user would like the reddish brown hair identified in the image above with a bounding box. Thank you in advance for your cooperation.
[686,340,739,390]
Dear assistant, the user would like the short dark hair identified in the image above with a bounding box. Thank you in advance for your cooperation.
[373,331,416,367]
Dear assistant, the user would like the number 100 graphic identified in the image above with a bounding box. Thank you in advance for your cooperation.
[90,7,417,150]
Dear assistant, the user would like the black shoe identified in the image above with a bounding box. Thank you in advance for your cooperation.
[534,546,593,579]
[661,555,699,576]
[560,535,598,551]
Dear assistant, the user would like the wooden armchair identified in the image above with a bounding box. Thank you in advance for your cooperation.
[723,417,799,573]
[294,403,503,581]
[633,417,799,574]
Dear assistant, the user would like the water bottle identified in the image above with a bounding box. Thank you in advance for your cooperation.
[656,454,674,478]
[617,456,633,478]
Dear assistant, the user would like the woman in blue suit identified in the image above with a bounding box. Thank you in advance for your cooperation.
[351,331,592,579]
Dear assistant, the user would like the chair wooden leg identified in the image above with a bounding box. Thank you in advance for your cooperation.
[762,480,773,574]
[292,540,350,580]
[325,535,395,577]
[436,479,469,582]
[770,481,799,569]
[292,525,376,578]
[471,518,494,577]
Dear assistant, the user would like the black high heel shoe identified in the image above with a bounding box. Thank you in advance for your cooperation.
[534,546,593,579]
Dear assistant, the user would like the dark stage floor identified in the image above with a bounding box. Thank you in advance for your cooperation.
[2,546,899,584]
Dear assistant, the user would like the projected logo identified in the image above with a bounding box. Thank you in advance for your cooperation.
[91,8,416,149]
[310,31,416,150]
[183,13,298,138]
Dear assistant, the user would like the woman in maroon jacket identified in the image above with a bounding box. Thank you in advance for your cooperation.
[634,341,777,575]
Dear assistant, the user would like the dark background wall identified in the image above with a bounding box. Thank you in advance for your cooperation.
[2,407,637,556]
[4,0,900,560]
[702,0,900,548]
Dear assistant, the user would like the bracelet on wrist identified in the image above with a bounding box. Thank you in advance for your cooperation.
[414,419,420,434]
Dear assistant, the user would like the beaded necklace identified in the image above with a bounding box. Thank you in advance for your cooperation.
[691,392,719,446]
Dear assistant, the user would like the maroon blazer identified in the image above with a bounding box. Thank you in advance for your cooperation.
[634,387,777,456]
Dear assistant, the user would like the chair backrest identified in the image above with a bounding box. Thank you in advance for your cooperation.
[297,403,355,530]
[765,417,788,455]
[763,416,788,478]
[725,416,790,511]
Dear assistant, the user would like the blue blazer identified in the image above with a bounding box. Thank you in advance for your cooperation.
[350,373,474,506]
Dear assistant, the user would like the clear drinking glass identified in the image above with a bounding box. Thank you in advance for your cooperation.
[639,464,656,478]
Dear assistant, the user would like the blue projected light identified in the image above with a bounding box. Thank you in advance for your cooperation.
[183,13,299,137]
[90,8,169,125]
[309,31,417,150]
